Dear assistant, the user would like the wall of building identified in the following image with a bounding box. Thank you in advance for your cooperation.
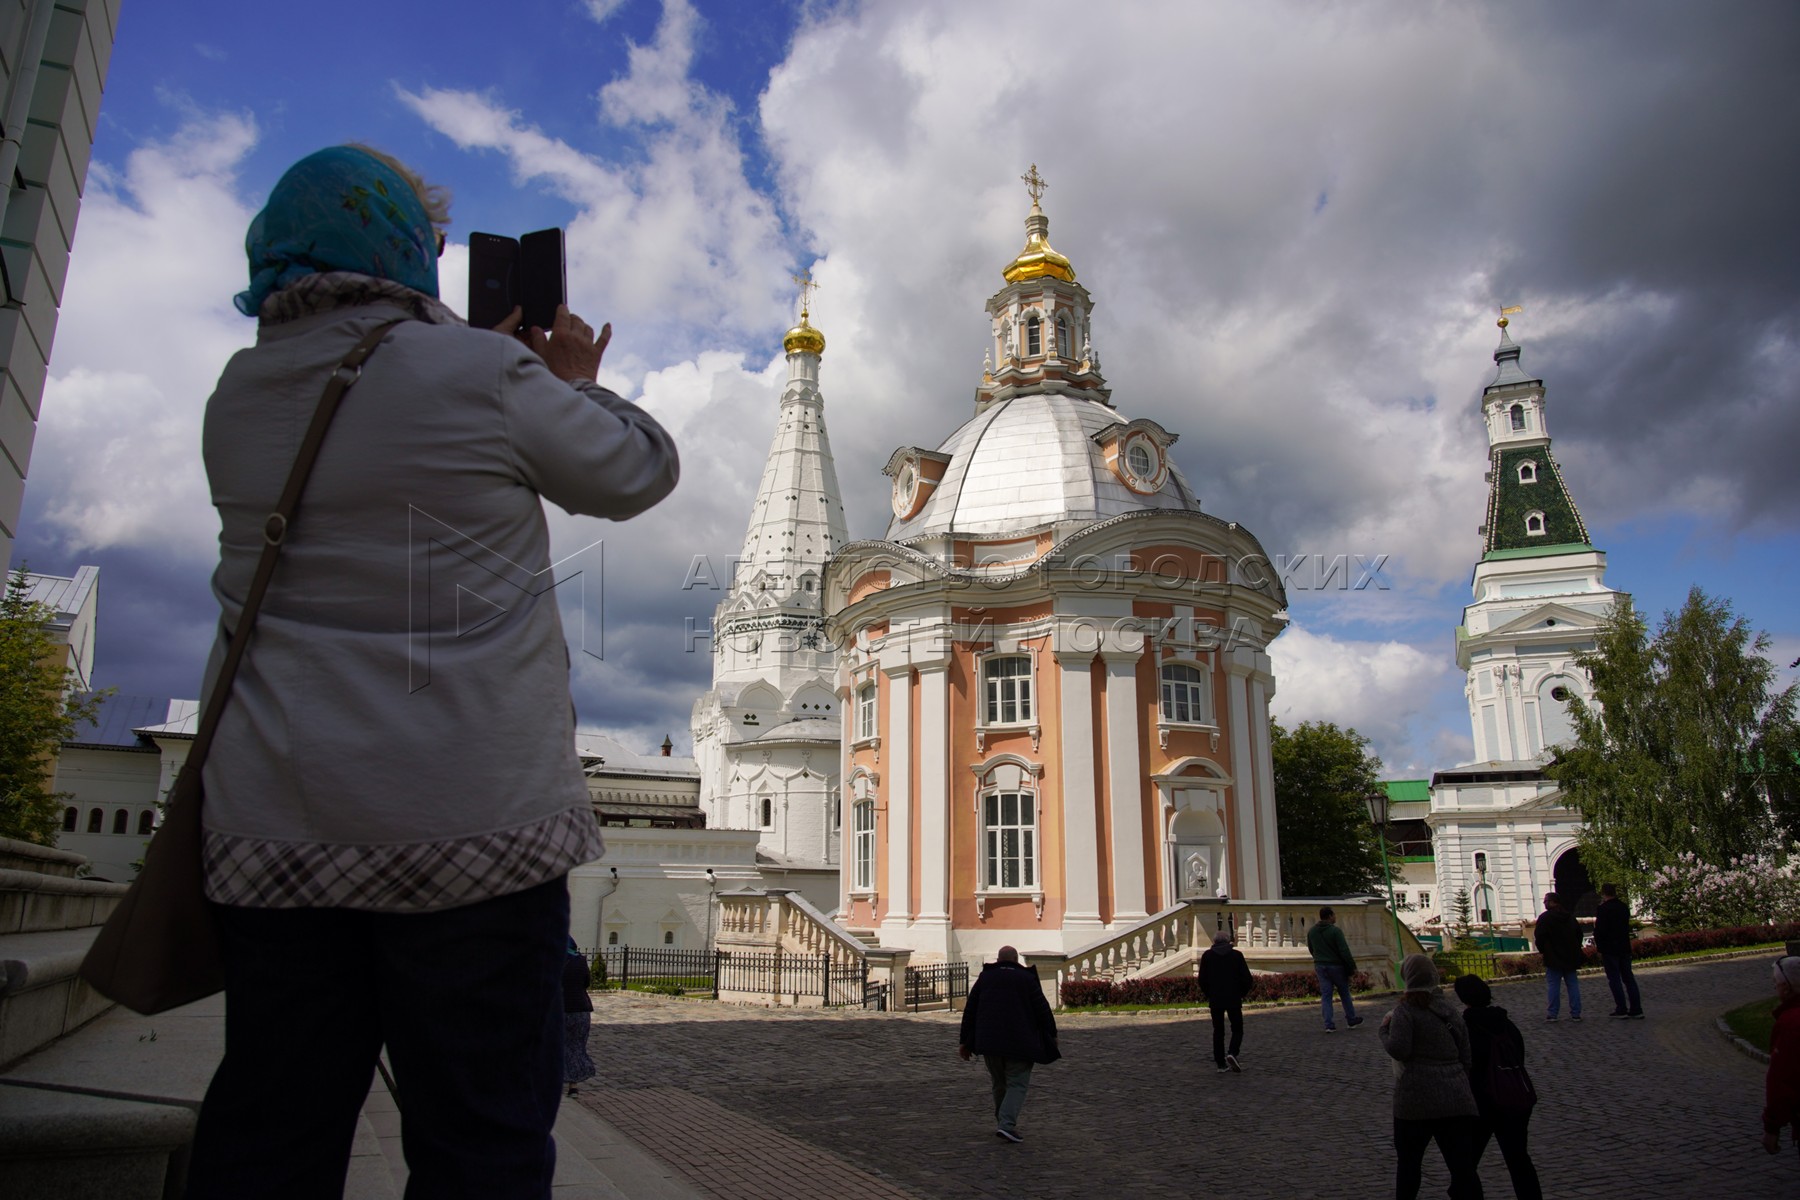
[50,743,156,881]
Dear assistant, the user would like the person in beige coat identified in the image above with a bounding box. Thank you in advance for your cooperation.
[1380,954,1486,1200]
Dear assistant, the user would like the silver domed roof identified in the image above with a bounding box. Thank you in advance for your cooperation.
[886,393,1201,542]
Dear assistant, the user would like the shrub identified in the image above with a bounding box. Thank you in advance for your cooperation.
[1493,921,1800,976]
[589,954,608,988]
[1645,853,1800,932]
[637,981,686,996]
[1061,968,1373,1008]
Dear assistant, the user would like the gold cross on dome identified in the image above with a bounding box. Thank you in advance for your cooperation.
[791,270,819,319]
[1021,164,1047,205]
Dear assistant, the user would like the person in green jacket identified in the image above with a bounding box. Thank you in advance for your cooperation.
[1307,906,1364,1032]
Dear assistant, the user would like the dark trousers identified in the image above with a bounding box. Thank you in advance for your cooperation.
[187,877,570,1200]
[1394,1116,1485,1200]
[1473,1110,1542,1200]
[1601,952,1643,1015]
[1209,1001,1243,1065]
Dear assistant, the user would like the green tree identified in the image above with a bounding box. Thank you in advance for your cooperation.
[1550,588,1800,892]
[1449,887,1475,943]
[1272,719,1386,897]
[0,567,107,844]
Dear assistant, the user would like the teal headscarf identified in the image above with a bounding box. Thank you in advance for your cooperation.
[235,146,439,317]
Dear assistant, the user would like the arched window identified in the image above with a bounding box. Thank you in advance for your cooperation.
[1509,404,1526,431]
[856,683,877,741]
[662,930,675,945]
[1518,461,1538,483]
[112,809,129,834]
[853,800,876,891]
[982,655,1034,725]
[1025,313,1041,356]
[760,797,773,828]
[138,810,155,836]
[1056,314,1071,357]
[1160,663,1212,724]
[981,790,1037,889]
[62,807,77,833]
[87,808,103,833]
[1525,511,1545,536]
[607,930,619,945]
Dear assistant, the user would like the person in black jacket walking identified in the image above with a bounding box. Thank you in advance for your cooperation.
[1455,974,1542,1200]
[958,946,1060,1142]
[1593,883,1643,1018]
[1198,930,1255,1072]
[1533,892,1584,1021]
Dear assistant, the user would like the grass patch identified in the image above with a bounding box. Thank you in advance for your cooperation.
[1725,996,1778,1054]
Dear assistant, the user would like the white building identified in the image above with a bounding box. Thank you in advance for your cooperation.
[689,295,848,875]
[52,694,195,883]
[1427,318,1629,926]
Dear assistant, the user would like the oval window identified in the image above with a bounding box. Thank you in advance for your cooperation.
[1127,443,1154,478]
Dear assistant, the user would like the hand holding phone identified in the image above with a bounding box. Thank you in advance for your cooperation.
[528,305,612,384]
[468,228,566,331]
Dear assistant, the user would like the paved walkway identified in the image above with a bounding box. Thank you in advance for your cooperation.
[575,955,1791,1199]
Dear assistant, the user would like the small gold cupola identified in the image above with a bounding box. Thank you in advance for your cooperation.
[1002,164,1076,284]
[783,269,826,356]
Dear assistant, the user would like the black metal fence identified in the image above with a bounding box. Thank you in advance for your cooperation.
[587,946,877,1007]
[904,961,970,1011]
[588,945,717,994]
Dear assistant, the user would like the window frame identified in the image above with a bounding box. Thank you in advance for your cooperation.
[1158,660,1214,727]
[1056,313,1071,357]
[759,796,774,829]
[852,799,876,892]
[1524,510,1546,536]
[1025,312,1042,356]
[1509,403,1526,431]
[1518,460,1538,484]
[979,788,1038,892]
[855,681,877,743]
[980,654,1035,727]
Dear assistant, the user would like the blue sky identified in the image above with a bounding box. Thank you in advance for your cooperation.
[16,0,1800,776]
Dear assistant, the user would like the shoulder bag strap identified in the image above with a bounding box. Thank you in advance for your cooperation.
[182,317,407,772]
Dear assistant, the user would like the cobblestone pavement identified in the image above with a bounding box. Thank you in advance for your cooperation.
[576,955,1791,1199]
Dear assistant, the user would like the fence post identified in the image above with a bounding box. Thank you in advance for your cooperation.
[712,950,722,999]
[621,945,630,991]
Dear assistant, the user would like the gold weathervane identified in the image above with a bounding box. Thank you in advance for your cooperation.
[1021,164,1047,207]
[792,270,819,321]
[1498,304,1522,328]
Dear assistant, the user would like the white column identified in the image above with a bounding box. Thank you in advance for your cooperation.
[837,684,852,913]
[916,660,952,949]
[1056,651,1102,934]
[881,663,912,937]
[1225,653,1263,900]
[1101,650,1147,924]
[1248,657,1281,897]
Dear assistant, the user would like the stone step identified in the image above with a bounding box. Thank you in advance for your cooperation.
[0,868,128,935]
[0,837,87,879]
[0,1081,195,1199]
[0,926,114,1069]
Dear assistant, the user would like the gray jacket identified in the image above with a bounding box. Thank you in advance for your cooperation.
[199,302,677,868]
[1379,994,1479,1120]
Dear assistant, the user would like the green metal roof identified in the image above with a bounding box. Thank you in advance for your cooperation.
[1384,779,1430,803]
[1481,542,1593,562]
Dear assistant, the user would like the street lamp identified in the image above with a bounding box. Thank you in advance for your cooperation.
[705,868,717,949]
[1365,789,1406,988]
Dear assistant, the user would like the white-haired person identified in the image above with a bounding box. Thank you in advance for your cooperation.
[1763,957,1800,1156]
[183,144,678,1199]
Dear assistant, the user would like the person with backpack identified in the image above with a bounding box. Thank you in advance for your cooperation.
[1455,974,1542,1200]
[1198,929,1255,1072]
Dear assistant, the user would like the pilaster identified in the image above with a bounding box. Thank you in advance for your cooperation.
[1101,648,1147,923]
[1055,650,1102,934]
[880,661,913,936]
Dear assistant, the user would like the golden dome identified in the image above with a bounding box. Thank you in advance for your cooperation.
[1002,204,1076,284]
[783,314,825,356]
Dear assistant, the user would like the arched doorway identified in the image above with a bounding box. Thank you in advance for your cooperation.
[1168,805,1225,901]
[1552,847,1597,918]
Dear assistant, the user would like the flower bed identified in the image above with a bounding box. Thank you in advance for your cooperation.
[1061,968,1373,1009]
[1491,921,1800,977]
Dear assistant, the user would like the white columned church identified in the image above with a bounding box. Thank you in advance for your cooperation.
[1427,316,1629,925]
[689,287,849,902]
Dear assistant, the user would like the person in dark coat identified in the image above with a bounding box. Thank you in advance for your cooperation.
[1593,883,1643,1018]
[958,946,1059,1142]
[1533,892,1584,1021]
[1455,974,1543,1200]
[562,938,597,1098]
[1198,929,1255,1072]
[1763,957,1800,1156]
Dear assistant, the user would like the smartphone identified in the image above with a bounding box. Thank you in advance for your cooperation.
[467,228,566,331]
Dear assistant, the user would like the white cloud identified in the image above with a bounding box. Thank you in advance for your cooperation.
[583,0,630,25]
[1268,624,1459,773]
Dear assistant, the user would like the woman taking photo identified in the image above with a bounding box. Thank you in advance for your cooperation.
[1379,954,1486,1200]
[184,145,678,1199]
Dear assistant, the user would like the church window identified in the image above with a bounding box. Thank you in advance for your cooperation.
[1056,314,1071,357]
[857,683,877,741]
[853,800,876,890]
[1524,511,1545,536]
[607,931,619,945]
[760,797,773,828]
[112,809,128,834]
[87,808,102,833]
[1419,891,1431,909]
[1550,686,1570,703]
[1160,663,1212,724]
[663,931,675,945]
[1128,444,1153,478]
[1026,313,1041,356]
[62,807,76,833]
[1509,404,1526,431]
[982,656,1034,725]
[1518,461,1538,484]
[138,810,155,835]
[1473,852,1488,875]
[982,790,1037,889]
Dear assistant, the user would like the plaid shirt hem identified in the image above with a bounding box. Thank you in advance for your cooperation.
[202,805,604,911]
